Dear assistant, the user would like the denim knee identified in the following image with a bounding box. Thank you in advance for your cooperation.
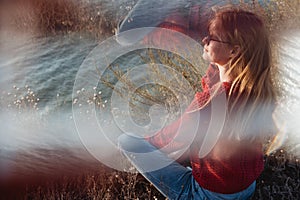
[118,134,155,153]
[118,133,132,151]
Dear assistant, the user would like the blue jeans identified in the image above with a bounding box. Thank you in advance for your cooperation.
[118,134,256,200]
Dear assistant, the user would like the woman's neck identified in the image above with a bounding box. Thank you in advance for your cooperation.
[216,63,231,83]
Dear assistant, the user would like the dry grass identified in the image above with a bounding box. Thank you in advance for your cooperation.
[0,0,117,39]
[253,150,300,199]
[23,171,163,200]
[1,149,297,199]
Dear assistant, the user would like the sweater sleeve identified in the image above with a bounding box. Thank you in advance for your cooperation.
[145,89,212,153]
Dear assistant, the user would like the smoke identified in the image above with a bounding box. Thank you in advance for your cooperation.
[0,109,119,196]
[270,29,300,157]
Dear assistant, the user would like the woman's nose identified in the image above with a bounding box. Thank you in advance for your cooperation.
[202,36,208,46]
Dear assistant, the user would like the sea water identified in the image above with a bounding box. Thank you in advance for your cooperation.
[0,0,299,182]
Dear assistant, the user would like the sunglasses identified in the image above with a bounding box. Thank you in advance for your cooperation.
[203,35,231,45]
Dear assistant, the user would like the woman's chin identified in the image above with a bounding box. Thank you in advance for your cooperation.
[202,53,211,62]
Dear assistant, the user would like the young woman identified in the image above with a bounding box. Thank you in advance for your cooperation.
[119,7,277,200]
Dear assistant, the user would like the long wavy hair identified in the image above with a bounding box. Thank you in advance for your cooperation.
[209,7,278,141]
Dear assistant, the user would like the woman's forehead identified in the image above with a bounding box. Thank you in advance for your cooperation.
[208,21,223,34]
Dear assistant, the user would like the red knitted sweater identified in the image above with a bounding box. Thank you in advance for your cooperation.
[145,64,264,194]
